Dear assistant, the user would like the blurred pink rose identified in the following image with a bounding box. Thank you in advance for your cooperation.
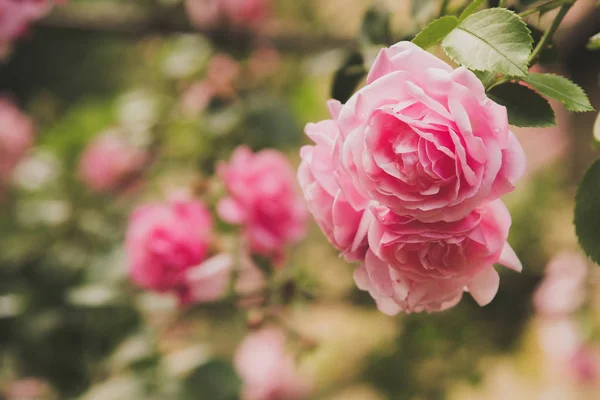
[184,252,265,304]
[0,97,34,181]
[570,346,598,384]
[207,53,240,98]
[185,0,268,31]
[234,328,310,400]
[4,377,53,400]
[126,197,213,303]
[184,0,222,29]
[354,200,522,314]
[0,0,57,58]
[221,0,269,29]
[79,131,148,193]
[248,45,281,80]
[218,146,307,261]
[181,80,216,115]
[335,41,526,222]
[297,100,371,262]
[533,252,588,317]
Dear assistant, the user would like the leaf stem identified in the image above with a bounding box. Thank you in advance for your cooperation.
[517,0,564,18]
[528,3,573,65]
[439,0,450,16]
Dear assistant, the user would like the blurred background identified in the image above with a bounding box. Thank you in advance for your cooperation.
[0,0,599,399]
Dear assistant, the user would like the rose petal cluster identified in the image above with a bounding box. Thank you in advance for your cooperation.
[185,0,268,30]
[298,41,526,314]
[78,131,148,193]
[126,197,214,303]
[234,328,310,400]
[0,97,34,182]
[218,146,307,261]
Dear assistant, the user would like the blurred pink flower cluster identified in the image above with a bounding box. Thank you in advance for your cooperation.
[124,146,304,304]
[534,252,598,385]
[298,41,526,314]
[0,97,34,184]
[78,130,148,193]
[0,0,65,59]
[185,0,269,31]
[181,47,280,116]
[235,328,310,400]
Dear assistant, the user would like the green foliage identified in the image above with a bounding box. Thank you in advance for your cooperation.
[575,159,600,264]
[587,33,600,50]
[524,73,593,113]
[488,82,556,127]
[412,16,458,49]
[181,360,241,400]
[331,51,366,104]
[442,8,533,77]
[40,99,115,167]
[459,0,486,21]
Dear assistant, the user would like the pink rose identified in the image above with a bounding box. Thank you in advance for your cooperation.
[218,146,307,260]
[297,100,371,262]
[0,98,34,182]
[184,252,265,304]
[248,45,280,80]
[126,197,213,303]
[234,328,310,400]
[184,0,222,29]
[570,346,598,384]
[181,80,216,116]
[336,41,526,222]
[184,0,268,31]
[221,0,268,29]
[78,131,148,193]
[0,0,56,58]
[533,252,588,317]
[206,53,240,98]
[354,200,522,314]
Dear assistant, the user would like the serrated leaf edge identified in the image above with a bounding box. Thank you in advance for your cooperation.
[412,16,459,49]
[524,73,594,113]
[441,8,533,78]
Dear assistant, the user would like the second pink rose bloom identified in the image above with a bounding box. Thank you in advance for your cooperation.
[218,146,307,261]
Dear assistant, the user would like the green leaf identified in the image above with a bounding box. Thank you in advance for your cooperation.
[361,5,391,45]
[488,82,556,127]
[412,16,459,49]
[442,8,533,77]
[181,360,241,400]
[575,158,600,264]
[331,51,366,103]
[587,33,600,50]
[459,0,486,21]
[524,73,593,112]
